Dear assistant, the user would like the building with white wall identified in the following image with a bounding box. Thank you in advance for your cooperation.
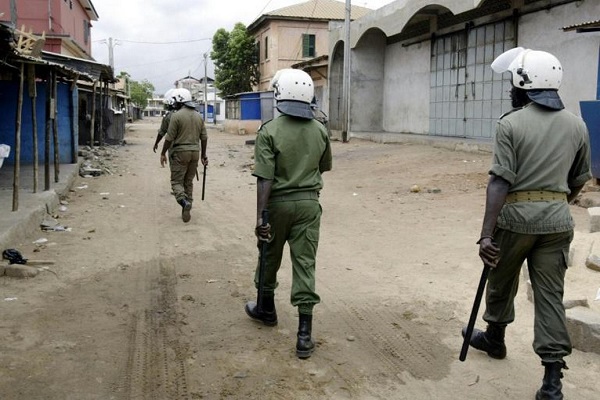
[329,0,599,142]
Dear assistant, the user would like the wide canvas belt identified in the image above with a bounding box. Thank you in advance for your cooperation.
[505,191,567,204]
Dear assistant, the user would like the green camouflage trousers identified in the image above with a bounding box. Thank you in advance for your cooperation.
[169,150,199,203]
[254,198,322,315]
[483,228,573,362]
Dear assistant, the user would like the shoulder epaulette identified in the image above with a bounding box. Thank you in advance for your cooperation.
[498,107,522,120]
[257,118,274,131]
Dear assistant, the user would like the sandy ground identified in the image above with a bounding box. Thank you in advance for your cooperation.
[1,117,599,400]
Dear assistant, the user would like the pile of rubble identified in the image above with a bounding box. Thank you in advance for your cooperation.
[78,146,120,178]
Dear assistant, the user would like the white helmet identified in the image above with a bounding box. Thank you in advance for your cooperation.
[270,69,314,119]
[172,88,192,103]
[171,88,197,108]
[163,89,176,106]
[491,47,564,109]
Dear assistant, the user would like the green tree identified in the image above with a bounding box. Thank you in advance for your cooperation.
[211,22,259,96]
[129,79,155,109]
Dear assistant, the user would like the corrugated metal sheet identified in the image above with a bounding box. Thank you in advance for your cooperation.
[265,0,372,20]
[562,20,600,31]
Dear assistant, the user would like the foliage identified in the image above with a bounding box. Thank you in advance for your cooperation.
[211,22,259,96]
[114,72,154,109]
[129,79,155,109]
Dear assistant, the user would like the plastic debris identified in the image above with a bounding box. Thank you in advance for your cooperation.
[2,249,27,264]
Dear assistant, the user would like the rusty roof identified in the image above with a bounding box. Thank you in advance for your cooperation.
[562,20,600,32]
[265,0,371,19]
[248,0,372,32]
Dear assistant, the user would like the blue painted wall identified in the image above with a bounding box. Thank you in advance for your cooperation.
[240,92,261,120]
[0,81,75,165]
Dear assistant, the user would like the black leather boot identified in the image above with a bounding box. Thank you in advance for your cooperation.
[245,293,277,326]
[461,323,507,359]
[535,361,567,400]
[296,313,315,359]
[179,199,192,223]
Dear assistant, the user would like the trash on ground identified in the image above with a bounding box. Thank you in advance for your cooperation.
[41,218,71,232]
[2,249,27,264]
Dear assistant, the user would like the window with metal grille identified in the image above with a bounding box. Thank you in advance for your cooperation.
[264,36,268,60]
[429,19,514,139]
[83,21,89,44]
[302,34,315,58]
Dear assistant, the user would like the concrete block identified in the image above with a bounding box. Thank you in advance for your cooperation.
[564,299,589,309]
[566,307,600,354]
[4,265,39,278]
[568,246,575,267]
[585,255,600,272]
[578,192,600,208]
[588,207,600,233]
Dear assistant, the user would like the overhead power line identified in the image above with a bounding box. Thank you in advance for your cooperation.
[93,38,212,45]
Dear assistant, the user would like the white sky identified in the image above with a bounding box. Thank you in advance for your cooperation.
[90,0,395,95]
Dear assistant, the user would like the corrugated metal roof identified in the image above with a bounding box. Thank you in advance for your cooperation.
[562,19,600,32]
[265,0,372,20]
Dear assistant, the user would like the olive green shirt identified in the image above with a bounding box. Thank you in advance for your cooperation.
[165,107,207,153]
[491,103,591,234]
[157,111,172,138]
[253,115,332,196]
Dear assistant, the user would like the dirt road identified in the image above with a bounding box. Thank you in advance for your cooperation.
[1,117,598,399]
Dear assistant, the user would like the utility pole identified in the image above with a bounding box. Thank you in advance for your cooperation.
[203,52,208,121]
[100,37,121,71]
[342,0,351,143]
[10,0,17,26]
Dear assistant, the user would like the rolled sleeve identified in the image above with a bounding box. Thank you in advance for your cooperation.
[252,130,275,180]
[165,116,179,142]
[319,137,332,173]
[200,123,208,141]
[568,131,592,187]
[490,121,517,184]
[158,114,170,137]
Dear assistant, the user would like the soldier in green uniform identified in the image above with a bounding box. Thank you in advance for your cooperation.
[245,69,332,359]
[153,88,176,153]
[159,88,208,223]
[462,48,591,400]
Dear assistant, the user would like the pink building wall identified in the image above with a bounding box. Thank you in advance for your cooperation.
[0,0,96,57]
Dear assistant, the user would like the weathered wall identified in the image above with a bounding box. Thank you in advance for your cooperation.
[518,0,600,115]
[0,81,75,164]
[383,40,430,134]
[255,20,330,91]
[329,0,599,139]
[350,29,386,132]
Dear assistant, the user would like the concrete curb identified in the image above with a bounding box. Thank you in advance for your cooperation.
[0,163,79,250]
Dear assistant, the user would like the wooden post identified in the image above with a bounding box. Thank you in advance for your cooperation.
[52,71,59,182]
[45,70,52,190]
[99,80,104,146]
[12,62,25,211]
[71,76,78,162]
[90,80,97,147]
[28,64,38,193]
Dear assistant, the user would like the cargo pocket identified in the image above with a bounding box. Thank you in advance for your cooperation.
[306,226,320,244]
[561,230,574,270]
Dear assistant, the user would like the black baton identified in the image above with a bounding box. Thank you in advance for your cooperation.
[257,209,269,313]
[460,264,491,362]
[201,164,207,201]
